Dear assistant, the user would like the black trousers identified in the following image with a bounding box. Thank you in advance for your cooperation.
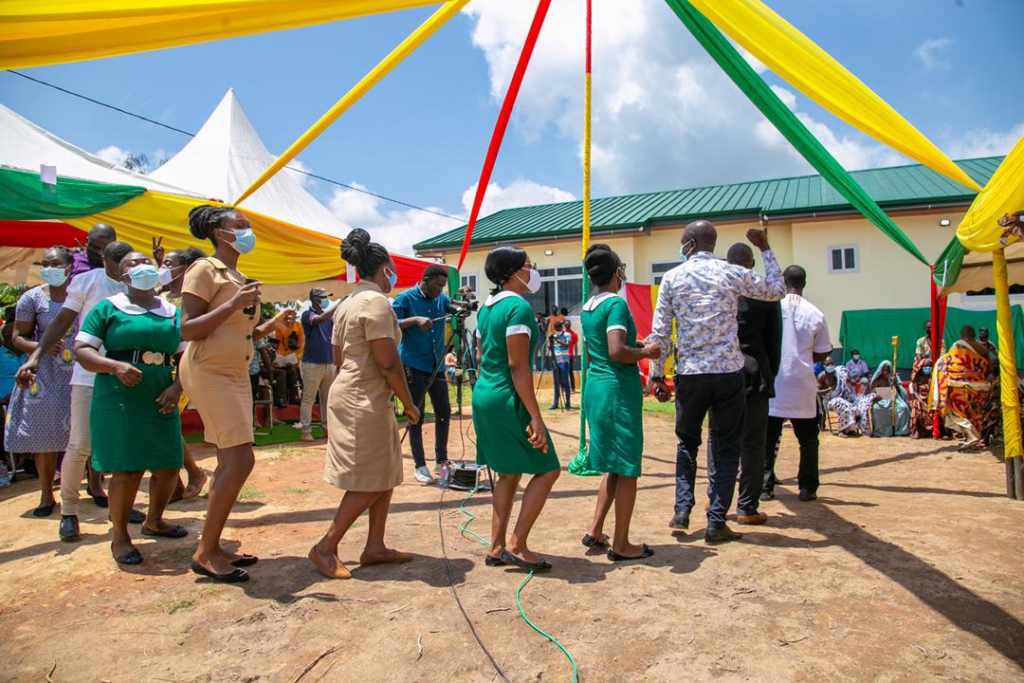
[673,372,746,528]
[406,367,451,469]
[763,415,820,495]
[707,390,770,516]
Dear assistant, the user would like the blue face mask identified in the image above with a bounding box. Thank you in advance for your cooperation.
[679,240,694,264]
[229,228,257,255]
[40,266,68,287]
[922,366,933,376]
[127,264,160,291]
[385,268,398,290]
[825,365,837,374]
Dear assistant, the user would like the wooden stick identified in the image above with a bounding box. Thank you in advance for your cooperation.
[290,641,343,683]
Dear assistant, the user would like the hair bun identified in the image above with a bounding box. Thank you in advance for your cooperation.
[340,228,371,267]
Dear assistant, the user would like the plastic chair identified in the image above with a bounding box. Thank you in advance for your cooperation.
[253,377,275,435]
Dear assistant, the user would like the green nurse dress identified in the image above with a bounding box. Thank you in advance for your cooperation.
[77,293,185,473]
[582,292,643,477]
[472,291,559,475]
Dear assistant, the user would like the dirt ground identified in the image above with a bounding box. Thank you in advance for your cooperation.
[2,395,1024,683]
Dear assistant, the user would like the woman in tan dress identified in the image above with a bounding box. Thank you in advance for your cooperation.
[179,205,292,582]
[308,229,421,580]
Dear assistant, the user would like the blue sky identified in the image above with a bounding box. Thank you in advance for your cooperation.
[2,0,1022,251]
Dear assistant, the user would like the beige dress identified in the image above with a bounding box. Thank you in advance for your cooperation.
[324,281,403,492]
[179,257,255,449]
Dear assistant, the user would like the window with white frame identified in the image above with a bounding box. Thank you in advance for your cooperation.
[460,273,478,294]
[651,261,681,286]
[522,266,584,315]
[828,245,859,274]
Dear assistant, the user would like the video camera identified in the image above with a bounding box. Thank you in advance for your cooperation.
[446,287,479,318]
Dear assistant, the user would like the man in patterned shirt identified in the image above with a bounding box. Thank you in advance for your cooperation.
[648,220,785,544]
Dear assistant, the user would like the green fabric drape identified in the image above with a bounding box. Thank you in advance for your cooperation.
[0,167,145,220]
[665,0,928,265]
[839,306,1024,369]
[933,236,966,291]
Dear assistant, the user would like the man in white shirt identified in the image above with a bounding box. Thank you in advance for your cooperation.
[17,241,134,541]
[648,220,786,544]
[764,266,833,503]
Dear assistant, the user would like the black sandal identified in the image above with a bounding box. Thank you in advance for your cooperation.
[113,547,144,565]
[32,501,57,518]
[581,533,609,549]
[141,524,188,539]
[190,560,249,583]
[231,554,259,568]
[484,554,507,567]
[500,550,552,573]
[607,544,654,563]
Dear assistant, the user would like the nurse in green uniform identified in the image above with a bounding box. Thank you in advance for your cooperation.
[473,246,560,572]
[75,252,187,567]
[580,244,660,562]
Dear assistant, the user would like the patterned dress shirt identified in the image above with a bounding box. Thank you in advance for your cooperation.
[648,251,786,376]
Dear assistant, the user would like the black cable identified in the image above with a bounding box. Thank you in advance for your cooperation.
[437,486,511,683]
[5,69,465,223]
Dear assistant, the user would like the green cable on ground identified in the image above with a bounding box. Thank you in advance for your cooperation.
[456,484,580,682]
[516,571,579,683]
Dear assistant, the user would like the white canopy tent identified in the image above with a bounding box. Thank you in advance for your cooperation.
[151,89,349,239]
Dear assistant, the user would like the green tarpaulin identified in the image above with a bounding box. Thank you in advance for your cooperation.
[665,0,928,265]
[0,167,145,220]
[839,306,1024,370]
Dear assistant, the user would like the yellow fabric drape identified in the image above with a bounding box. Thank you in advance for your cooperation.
[63,192,344,284]
[992,249,1022,459]
[235,0,468,206]
[687,0,983,193]
[0,0,443,69]
[956,134,1024,252]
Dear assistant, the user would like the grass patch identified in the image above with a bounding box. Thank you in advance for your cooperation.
[642,397,677,415]
[285,486,314,495]
[237,484,264,501]
[163,598,195,615]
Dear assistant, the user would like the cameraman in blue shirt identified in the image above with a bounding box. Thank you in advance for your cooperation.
[392,265,451,484]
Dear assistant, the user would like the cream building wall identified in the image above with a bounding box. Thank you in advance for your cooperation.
[449,207,968,348]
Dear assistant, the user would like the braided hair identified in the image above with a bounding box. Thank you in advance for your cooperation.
[484,245,528,295]
[584,243,621,287]
[340,228,390,279]
[188,204,239,247]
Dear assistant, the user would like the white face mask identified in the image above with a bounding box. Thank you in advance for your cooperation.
[517,267,542,294]
[157,267,174,287]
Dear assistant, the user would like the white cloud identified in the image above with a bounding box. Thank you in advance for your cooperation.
[283,158,313,189]
[914,37,953,71]
[463,0,903,195]
[460,178,575,217]
[327,177,574,254]
[945,122,1024,159]
[328,181,461,254]
[94,145,129,166]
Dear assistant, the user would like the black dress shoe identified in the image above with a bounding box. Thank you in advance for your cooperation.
[33,501,57,518]
[668,512,690,531]
[88,487,109,508]
[798,489,818,502]
[704,525,743,545]
[59,515,81,542]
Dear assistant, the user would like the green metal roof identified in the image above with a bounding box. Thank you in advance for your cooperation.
[414,156,1001,252]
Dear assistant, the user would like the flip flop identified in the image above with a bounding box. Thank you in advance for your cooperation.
[113,547,144,565]
[500,550,552,573]
[190,560,249,583]
[607,544,654,563]
[484,554,507,567]
[141,524,188,539]
[231,554,259,568]
[581,533,609,549]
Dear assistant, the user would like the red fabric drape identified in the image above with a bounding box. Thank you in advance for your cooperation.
[930,266,948,438]
[456,0,552,269]
[0,220,83,248]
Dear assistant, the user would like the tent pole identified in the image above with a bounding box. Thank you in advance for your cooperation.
[992,248,1023,499]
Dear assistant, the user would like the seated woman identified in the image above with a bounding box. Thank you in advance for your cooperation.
[933,326,992,451]
[74,252,187,566]
[820,365,873,437]
[867,361,910,437]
